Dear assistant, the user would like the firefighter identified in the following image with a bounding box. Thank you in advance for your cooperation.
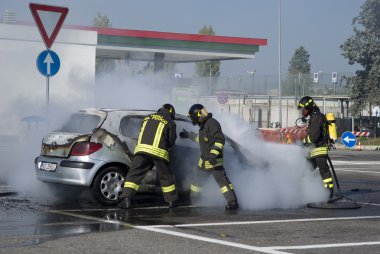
[120,104,178,209]
[180,104,239,210]
[298,96,334,199]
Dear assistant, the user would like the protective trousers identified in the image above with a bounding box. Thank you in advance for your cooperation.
[309,156,334,190]
[123,154,178,202]
[190,166,237,203]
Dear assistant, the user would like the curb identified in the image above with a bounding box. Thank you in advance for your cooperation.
[334,144,380,151]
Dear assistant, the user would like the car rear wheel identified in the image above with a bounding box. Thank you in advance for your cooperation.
[91,166,127,206]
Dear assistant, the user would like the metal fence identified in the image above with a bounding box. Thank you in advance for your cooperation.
[174,72,353,97]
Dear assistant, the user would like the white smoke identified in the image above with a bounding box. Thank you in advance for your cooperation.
[195,112,328,209]
[0,49,327,209]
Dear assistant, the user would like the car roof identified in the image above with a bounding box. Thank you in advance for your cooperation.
[77,108,190,121]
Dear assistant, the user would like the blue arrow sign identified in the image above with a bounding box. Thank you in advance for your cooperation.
[341,131,357,148]
[36,49,60,77]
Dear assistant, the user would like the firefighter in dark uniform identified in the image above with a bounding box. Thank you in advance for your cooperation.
[180,104,239,210]
[120,104,178,209]
[298,96,334,199]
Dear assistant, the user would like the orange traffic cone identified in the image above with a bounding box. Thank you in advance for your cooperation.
[356,141,362,151]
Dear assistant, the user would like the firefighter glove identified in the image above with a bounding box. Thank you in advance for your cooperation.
[179,129,189,138]
[209,154,217,165]
[179,129,197,140]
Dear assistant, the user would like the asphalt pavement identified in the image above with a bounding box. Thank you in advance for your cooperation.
[1,150,380,254]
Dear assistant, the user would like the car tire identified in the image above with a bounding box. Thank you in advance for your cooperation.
[91,166,127,206]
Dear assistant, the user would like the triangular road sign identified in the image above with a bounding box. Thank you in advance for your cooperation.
[29,3,68,49]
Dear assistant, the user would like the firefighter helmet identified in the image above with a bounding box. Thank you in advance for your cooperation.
[162,103,176,119]
[188,104,207,125]
[298,96,316,117]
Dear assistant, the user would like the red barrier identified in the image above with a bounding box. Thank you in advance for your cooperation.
[352,131,370,137]
[259,126,307,144]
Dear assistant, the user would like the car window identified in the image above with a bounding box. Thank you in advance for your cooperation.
[58,114,101,133]
[120,116,144,139]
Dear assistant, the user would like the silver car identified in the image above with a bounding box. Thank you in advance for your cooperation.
[35,108,252,206]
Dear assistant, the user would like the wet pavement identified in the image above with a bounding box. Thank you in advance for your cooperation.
[1,150,380,254]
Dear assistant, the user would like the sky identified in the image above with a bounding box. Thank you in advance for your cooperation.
[0,0,365,77]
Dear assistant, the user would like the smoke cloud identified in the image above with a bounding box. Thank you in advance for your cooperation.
[194,112,328,209]
[0,50,327,209]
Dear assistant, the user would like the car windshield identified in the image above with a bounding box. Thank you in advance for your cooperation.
[58,113,102,134]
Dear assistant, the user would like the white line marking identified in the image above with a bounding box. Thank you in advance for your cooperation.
[335,169,380,174]
[357,202,380,207]
[49,210,289,254]
[270,241,380,250]
[134,226,290,254]
[333,160,380,165]
[146,215,380,228]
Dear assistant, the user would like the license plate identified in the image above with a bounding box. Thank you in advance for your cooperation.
[40,162,57,172]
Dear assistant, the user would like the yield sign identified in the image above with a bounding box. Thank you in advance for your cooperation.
[29,3,68,49]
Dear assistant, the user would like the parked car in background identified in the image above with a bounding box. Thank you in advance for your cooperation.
[35,108,253,206]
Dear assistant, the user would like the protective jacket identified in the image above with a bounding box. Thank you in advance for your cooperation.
[134,108,176,162]
[305,108,329,158]
[198,113,225,169]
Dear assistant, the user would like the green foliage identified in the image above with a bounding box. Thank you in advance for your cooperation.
[284,46,311,96]
[288,46,311,74]
[340,0,380,115]
[195,26,221,77]
[92,13,112,28]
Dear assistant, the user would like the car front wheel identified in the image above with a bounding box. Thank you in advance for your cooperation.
[91,166,127,206]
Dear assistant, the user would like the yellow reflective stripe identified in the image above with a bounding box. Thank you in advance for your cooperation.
[229,184,234,190]
[299,103,304,107]
[190,184,201,192]
[305,98,313,106]
[204,158,224,169]
[210,149,220,156]
[162,184,176,193]
[135,144,169,161]
[153,122,165,147]
[310,147,328,157]
[214,142,224,149]
[137,120,148,145]
[307,135,311,144]
[324,183,334,188]
[220,186,228,194]
[198,158,203,167]
[323,177,333,183]
[124,182,139,190]
[195,135,199,143]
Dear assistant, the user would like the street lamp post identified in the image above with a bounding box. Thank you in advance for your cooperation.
[278,0,282,127]
[247,69,256,96]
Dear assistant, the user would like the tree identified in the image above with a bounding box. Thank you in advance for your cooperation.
[92,12,111,28]
[340,0,380,115]
[288,46,311,74]
[92,13,115,75]
[195,26,221,77]
[284,46,311,96]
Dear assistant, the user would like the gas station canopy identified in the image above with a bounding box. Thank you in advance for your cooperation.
[73,26,267,63]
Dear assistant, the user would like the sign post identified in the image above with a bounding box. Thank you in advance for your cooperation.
[29,3,68,109]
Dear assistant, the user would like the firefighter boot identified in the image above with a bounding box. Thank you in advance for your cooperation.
[225,200,239,210]
[328,187,334,200]
[119,198,132,209]
[169,200,178,208]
